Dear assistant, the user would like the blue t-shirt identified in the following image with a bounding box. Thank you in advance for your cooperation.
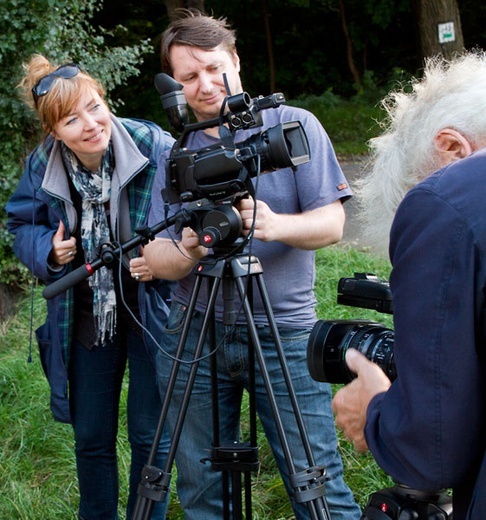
[149,104,352,327]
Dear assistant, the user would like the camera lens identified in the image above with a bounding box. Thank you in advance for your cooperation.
[307,320,396,384]
[237,121,310,173]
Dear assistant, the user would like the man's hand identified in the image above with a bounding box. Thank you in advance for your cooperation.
[180,227,209,261]
[332,348,392,452]
[236,196,277,242]
[235,196,345,250]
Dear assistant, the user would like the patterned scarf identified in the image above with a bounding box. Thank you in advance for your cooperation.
[61,142,117,344]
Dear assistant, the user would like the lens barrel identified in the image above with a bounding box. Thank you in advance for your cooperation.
[237,121,310,173]
[307,319,396,384]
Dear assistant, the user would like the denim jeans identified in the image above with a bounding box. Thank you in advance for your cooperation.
[156,302,362,520]
[69,327,170,520]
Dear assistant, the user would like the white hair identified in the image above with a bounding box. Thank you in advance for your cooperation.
[356,50,486,256]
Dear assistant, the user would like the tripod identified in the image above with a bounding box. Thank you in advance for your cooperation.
[132,247,331,520]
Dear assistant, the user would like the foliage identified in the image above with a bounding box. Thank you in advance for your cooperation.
[0,246,393,519]
[0,0,151,286]
[102,0,486,126]
[291,92,382,155]
[158,0,418,99]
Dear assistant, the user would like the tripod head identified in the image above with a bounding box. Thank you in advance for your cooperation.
[175,198,245,250]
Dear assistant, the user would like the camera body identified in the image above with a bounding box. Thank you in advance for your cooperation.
[165,119,309,205]
[337,272,393,314]
[363,485,452,519]
[154,72,310,249]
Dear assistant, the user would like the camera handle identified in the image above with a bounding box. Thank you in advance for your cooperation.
[132,253,331,520]
[41,211,198,300]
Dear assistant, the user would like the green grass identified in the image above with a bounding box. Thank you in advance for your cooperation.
[0,245,394,519]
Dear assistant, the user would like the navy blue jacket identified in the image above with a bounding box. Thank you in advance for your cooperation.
[6,117,174,423]
[365,148,486,519]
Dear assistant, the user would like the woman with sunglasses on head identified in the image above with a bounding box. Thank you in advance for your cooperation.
[6,54,174,520]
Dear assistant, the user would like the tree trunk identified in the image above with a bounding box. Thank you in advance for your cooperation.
[263,0,276,93]
[413,0,464,60]
[164,0,205,21]
[338,0,361,90]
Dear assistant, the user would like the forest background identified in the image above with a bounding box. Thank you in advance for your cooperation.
[1,0,485,293]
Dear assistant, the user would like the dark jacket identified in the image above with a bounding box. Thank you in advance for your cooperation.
[6,117,175,423]
[365,147,486,519]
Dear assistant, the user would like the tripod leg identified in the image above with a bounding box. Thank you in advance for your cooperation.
[230,257,331,520]
[132,274,223,520]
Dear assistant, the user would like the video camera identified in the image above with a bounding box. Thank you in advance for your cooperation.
[306,273,453,519]
[154,73,310,248]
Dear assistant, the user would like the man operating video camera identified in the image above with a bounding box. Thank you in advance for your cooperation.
[331,51,486,519]
[143,8,361,520]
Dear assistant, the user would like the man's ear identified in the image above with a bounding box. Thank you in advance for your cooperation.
[434,129,474,167]
[232,51,241,73]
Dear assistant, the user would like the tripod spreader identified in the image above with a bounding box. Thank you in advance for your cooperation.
[209,442,260,472]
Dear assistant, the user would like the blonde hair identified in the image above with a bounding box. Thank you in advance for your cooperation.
[18,54,106,135]
[356,51,486,256]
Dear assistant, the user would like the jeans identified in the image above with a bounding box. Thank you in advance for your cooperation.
[156,302,361,520]
[69,327,170,520]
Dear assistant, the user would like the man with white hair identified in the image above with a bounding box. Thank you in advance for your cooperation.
[332,51,486,519]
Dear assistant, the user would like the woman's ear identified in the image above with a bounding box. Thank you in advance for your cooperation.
[434,129,474,167]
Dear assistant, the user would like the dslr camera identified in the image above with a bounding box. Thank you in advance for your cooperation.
[154,73,310,249]
[307,272,395,384]
[307,273,453,519]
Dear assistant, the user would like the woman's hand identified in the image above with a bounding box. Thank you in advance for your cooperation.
[49,220,77,266]
[130,246,155,282]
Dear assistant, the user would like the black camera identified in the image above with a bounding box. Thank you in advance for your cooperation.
[165,119,308,204]
[307,274,453,519]
[307,273,395,384]
[155,73,309,204]
[154,73,310,249]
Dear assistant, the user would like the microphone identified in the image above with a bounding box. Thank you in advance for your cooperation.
[154,73,190,132]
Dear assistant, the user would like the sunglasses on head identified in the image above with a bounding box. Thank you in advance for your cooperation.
[32,63,80,106]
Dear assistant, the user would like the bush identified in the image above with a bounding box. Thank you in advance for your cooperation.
[290,91,384,155]
[0,0,151,288]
